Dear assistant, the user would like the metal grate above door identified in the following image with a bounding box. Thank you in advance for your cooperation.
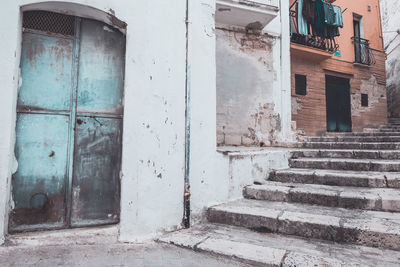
[23,10,76,36]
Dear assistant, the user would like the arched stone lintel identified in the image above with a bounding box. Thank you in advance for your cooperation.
[21,1,127,34]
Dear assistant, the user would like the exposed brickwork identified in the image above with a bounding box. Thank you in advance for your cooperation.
[292,49,387,136]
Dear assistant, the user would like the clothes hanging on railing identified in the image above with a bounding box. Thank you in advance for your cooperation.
[323,2,340,38]
[332,5,343,28]
[314,0,326,37]
[302,0,316,24]
[296,0,342,39]
[323,2,336,25]
[297,0,309,35]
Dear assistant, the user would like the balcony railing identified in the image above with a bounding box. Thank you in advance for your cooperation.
[290,0,339,52]
[352,37,376,65]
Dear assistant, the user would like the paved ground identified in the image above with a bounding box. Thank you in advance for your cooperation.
[0,242,249,267]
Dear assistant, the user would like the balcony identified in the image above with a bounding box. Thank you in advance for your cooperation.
[352,37,376,66]
[215,0,279,29]
[289,0,339,60]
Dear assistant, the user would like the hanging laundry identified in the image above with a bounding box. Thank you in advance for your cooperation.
[323,2,336,26]
[314,0,326,37]
[302,0,316,24]
[332,5,343,28]
[297,0,309,35]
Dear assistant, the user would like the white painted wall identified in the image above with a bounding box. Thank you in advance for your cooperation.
[0,0,291,244]
[0,0,187,244]
[381,0,400,117]
[216,0,293,146]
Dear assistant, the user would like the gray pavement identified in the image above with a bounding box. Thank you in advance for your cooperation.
[0,242,250,267]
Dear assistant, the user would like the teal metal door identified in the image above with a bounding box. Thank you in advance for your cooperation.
[10,11,125,232]
[326,75,352,132]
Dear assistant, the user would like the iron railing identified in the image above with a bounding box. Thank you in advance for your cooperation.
[290,0,339,52]
[352,37,376,65]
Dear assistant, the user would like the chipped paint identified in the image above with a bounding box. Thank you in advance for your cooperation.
[216,28,282,146]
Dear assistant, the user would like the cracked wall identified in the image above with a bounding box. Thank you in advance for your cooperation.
[216,28,281,146]
[381,0,400,118]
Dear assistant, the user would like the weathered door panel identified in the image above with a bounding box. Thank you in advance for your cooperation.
[70,19,124,227]
[71,117,122,226]
[77,19,125,115]
[326,76,352,132]
[18,33,73,112]
[11,14,124,232]
[10,114,69,232]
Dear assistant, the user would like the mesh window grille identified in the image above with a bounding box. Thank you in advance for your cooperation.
[23,11,76,36]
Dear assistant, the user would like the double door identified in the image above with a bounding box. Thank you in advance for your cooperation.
[10,15,125,232]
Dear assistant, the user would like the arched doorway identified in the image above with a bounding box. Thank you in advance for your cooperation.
[10,9,125,232]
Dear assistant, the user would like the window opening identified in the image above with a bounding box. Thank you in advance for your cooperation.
[361,93,369,107]
[295,74,307,96]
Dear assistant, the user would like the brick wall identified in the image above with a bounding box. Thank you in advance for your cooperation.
[292,50,387,136]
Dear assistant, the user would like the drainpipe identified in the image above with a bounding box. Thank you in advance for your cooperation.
[183,0,191,229]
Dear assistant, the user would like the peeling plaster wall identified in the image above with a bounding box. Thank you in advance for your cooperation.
[352,75,386,117]
[381,0,400,118]
[216,0,292,147]
[189,0,292,223]
[216,30,281,146]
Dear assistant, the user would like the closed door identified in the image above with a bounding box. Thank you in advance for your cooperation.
[9,11,125,232]
[326,75,352,132]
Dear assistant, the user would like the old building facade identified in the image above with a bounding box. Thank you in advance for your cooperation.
[381,0,400,118]
[0,0,290,244]
[290,0,387,136]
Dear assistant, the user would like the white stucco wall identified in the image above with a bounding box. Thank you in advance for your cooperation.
[0,0,188,244]
[381,0,400,118]
[216,0,292,146]
[0,0,291,244]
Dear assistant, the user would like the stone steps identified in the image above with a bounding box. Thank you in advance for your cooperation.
[194,124,400,259]
[343,132,400,136]
[299,142,400,150]
[244,182,400,212]
[270,168,400,188]
[159,223,400,267]
[291,149,400,159]
[207,199,400,251]
[379,128,400,132]
[307,136,400,142]
[289,157,400,172]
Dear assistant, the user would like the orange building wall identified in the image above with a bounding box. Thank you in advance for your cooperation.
[289,0,384,61]
[290,0,387,136]
[334,0,384,62]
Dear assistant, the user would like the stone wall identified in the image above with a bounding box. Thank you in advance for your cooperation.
[381,0,400,118]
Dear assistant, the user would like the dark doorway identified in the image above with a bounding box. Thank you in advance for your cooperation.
[353,18,361,63]
[325,75,352,132]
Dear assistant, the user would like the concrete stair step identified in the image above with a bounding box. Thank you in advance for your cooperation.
[380,128,400,132]
[307,136,400,142]
[270,168,400,188]
[299,142,400,150]
[343,132,400,136]
[159,223,400,267]
[289,158,400,172]
[207,199,400,251]
[291,149,400,160]
[244,182,400,212]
